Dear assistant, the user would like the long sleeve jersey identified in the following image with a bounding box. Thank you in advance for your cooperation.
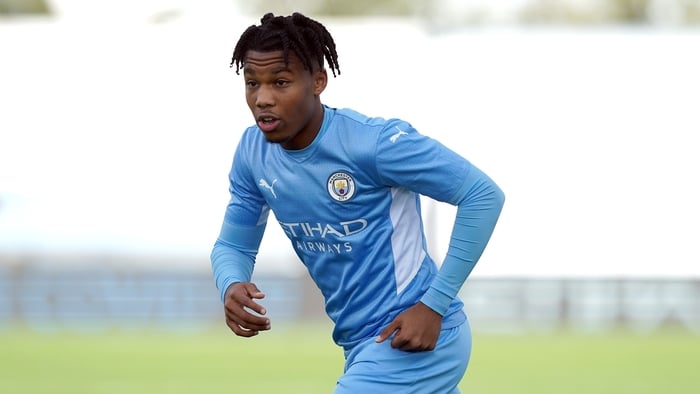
[211,106,505,351]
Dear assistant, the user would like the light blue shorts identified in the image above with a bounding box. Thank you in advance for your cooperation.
[334,318,472,394]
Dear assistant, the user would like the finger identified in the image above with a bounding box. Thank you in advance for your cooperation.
[233,285,267,315]
[248,288,266,299]
[224,303,270,331]
[226,315,259,337]
[224,306,271,334]
[391,332,411,350]
[243,283,266,300]
[392,334,435,352]
[375,321,400,343]
[241,298,267,316]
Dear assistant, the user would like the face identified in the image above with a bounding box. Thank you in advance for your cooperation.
[243,50,327,150]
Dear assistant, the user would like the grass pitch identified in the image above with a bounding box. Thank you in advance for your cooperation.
[1,324,698,393]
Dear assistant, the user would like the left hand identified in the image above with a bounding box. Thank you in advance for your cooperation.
[375,302,442,351]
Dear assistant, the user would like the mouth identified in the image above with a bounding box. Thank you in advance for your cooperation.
[257,115,281,133]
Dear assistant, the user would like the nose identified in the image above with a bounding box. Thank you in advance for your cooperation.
[255,84,274,108]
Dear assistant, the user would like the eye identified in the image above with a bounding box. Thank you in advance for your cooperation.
[276,79,290,87]
[246,80,258,88]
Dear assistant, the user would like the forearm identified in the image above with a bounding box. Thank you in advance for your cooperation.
[210,221,266,302]
[211,242,254,303]
[420,166,505,315]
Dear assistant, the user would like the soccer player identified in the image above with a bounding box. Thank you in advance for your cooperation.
[210,12,505,393]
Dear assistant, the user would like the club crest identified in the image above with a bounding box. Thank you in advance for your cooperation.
[327,172,356,202]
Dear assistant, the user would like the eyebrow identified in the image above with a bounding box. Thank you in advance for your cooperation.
[243,65,292,76]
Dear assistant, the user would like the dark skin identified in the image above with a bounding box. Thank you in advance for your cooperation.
[243,50,327,150]
[223,49,443,351]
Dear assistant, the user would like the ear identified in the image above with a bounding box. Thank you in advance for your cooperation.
[313,69,328,96]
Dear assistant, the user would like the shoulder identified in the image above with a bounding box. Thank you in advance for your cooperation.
[236,124,269,154]
[231,125,269,172]
[329,107,413,139]
[240,124,262,143]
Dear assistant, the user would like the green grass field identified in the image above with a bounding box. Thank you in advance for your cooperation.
[1,324,698,393]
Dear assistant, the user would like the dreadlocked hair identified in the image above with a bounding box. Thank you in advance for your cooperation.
[230,12,340,77]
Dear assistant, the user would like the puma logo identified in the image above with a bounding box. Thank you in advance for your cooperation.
[259,178,278,199]
[390,127,409,143]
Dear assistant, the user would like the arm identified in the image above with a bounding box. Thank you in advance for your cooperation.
[211,135,274,337]
[211,220,272,337]
[211,221,266,303]
[420,164,505,315]
[377,164,505,350]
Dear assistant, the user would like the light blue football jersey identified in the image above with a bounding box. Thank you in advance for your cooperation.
[213,106,496,350]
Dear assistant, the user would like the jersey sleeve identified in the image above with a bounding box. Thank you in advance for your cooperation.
[210,132,271,302]
[375,120,472,204]
[375,120,505,315]
[419,164,505,314]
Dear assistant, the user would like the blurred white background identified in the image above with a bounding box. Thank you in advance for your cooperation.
[1,0,699,278]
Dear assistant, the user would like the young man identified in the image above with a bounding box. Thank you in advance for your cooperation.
[211,12,505,393]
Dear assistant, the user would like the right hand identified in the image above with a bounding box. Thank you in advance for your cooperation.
[223,282,271,337]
